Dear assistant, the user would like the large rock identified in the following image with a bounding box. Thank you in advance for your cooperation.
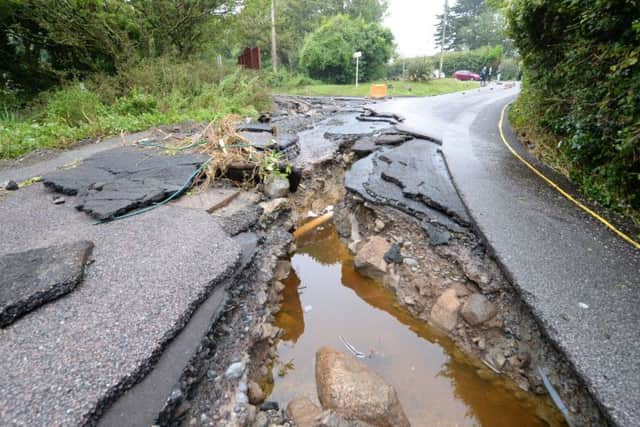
[0,241,94,327]
[248,381,266,405]
[461,293,497,325]
[317,411,375,427]
[287,397,322,427]
[263,176,290,199]
[315,347,410,427]
[429,289,461,331]
[354,236,391,280]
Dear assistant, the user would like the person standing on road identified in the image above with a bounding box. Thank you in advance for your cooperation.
[480,66,488,87]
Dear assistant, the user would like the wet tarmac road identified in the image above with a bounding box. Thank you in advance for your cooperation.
[371,84,640,427]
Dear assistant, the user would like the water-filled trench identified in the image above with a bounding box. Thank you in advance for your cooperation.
[266,225,565,426]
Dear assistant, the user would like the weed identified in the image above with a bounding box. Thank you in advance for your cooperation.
[258,150,291,182]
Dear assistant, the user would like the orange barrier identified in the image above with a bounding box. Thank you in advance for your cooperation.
[369,84,388,98]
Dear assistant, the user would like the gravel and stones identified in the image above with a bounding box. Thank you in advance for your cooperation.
[354,236,391,280]
[225,361,247,380]
[43,147,209,220]
[264,176,290,199]
[383,243,403,264]
[461,293,498,326]
[0,240,93,327]
[429,289,461,332]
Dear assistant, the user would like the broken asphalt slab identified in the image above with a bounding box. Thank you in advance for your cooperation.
[295,112,394,170]
[378,139,469,224]
[344,144,467,236]
[43,146,209,220]
[0,240,94,327]
[98,232,258,427]
[0,184,241,426]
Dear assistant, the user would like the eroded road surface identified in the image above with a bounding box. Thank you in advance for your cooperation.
[371,83,640,427]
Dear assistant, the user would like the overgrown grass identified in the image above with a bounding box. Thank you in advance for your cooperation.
[510,98,640,231]
[276,78,479,97]
[0,59,270,159]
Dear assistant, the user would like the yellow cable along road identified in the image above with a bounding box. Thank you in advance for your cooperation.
[498,103,640,250]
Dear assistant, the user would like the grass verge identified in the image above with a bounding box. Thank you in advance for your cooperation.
[1,60,270,160]
[276,78,479,97]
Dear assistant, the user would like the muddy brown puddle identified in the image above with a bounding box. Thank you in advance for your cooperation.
[268,225,565,426]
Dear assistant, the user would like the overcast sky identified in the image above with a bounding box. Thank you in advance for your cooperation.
[384,0,451,58]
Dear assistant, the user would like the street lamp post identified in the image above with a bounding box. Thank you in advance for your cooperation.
[354,51,362,87]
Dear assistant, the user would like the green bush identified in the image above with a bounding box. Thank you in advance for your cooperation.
[299,15,394,84]
[44,85,104,127]
[508,0,640,210]
[498,58,520,81]
[115,91,158,115]
[405,57,438,81]
[440,45,504,76]
[263,70,320,88]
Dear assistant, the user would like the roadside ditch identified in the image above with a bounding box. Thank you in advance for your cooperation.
[160,96,605,427]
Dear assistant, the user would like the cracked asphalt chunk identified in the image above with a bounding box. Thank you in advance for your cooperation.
[0,240,94,327]
[345,150,465,233]
[43,147,209,220]
[378,140,469,224]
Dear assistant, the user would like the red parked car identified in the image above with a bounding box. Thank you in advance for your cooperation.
[453,70,481,81]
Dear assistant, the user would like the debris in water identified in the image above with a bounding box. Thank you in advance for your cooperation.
[578,302,589,309]
[339,335,369,359]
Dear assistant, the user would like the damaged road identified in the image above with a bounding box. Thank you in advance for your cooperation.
[0,90,623,427]
[369,85,640,427]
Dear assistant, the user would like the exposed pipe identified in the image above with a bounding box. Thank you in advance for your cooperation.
[538,367,576,427]
[293,212,334,239]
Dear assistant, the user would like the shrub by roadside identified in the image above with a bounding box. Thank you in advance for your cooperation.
[507,0,640,227]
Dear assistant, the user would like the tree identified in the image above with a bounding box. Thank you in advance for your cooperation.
[434,0,512,53]
[299,15,393,83]
[0,0,234,95]
[223,0,388,69]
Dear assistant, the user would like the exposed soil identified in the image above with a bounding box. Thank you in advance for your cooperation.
[249,161,604,425]
[153,97,606,427]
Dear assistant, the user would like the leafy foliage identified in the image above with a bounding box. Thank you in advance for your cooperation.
[435,0,513,54]
[0,60,270,159]
[0,0,232,96]
[220,0,388,69]
[299,15,394,84]
[508,0,640,209]
[389,46,504,81]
